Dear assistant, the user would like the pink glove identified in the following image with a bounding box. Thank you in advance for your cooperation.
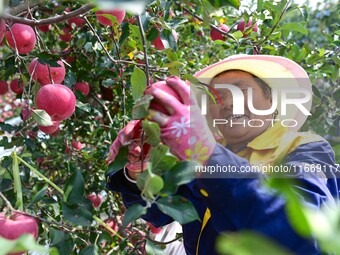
[107,120,150,172]
[145,76,216,165]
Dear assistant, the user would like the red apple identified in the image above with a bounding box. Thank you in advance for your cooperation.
[38,120,60,134]
[0,80,8,95]
[87,193,102,208]
[68,17,86,27]
[147,222,163,234]
[72,140,84,150]
[37,24,51,33]
[144,80,181,115]
[36,84,76,121]
[20,106,32,121]
[0,19,6,43]
[104,218,119,235]
[10,79,24,94]
[95,9,126,26]
[59,27,73,42]
[0,212,38,255]
[29,58,66,85]
[210,24,230,41]
[152,30,178,50]
[5,23,36,54]
[74,82,90,96]
[237,18,258,37]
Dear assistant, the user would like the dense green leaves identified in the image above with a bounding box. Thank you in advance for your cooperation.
[62,200,93,226]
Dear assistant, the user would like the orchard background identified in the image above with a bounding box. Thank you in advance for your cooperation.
[0,0,339,254]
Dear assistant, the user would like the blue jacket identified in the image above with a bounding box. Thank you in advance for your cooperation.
[107,136,339,255]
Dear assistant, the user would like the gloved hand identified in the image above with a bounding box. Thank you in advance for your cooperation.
[145,76,216,165]
[107,120,150,178]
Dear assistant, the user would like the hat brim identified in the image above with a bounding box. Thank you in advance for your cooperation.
[192,55,312,131]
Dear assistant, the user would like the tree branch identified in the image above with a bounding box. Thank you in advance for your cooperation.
[4,3,95,26]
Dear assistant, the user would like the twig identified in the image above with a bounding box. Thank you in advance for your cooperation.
[256,0,292,49]
[92,94,114,125]
[83,16,117,65]
[146,233,183,245]
[0,191,16,212]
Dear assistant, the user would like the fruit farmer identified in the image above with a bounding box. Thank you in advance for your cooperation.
[106,55,339,255]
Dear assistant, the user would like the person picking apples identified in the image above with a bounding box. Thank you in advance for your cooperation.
[107,54,339,255]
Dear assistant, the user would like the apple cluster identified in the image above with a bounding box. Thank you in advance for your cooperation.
[210,17,259,41]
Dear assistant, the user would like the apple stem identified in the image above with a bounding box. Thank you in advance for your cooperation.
[16,155,64,195]
[12,151,24,211]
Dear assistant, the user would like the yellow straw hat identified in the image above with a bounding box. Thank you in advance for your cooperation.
[192,54,313,133]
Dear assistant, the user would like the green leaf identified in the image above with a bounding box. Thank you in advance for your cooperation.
[181,74,201,85]
[62,199,93,226]
[32,109,53,126]
[0,235,52,255]
[76,38,86,49]
[27,185,48,207]
[132,94,153,119]
[63,170,85,205]
[150,144,177,174]
[157,195,200,224]
[123,204,147,227]
[137,170,164,199]
[131,67,147,102]
[232,30,244,39]
[285,195,311,237]
[164,48,178,62]
[216,231,292,255]
[145,239,165,255]
[130,25,144,51]
[142,120,160,146]
[107,146,128,174]
[146,173,164,196]
[206,0,240,9]
[162,161,199,194]
[280,22,308,35]
[76,101,92,113]
[50,229,74,255]
[164,61,185,77]
[79,245,99,255]
[160,29,177,51]
[119,22,131,45]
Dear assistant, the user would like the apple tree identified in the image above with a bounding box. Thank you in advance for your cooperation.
[0,0,339,254]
